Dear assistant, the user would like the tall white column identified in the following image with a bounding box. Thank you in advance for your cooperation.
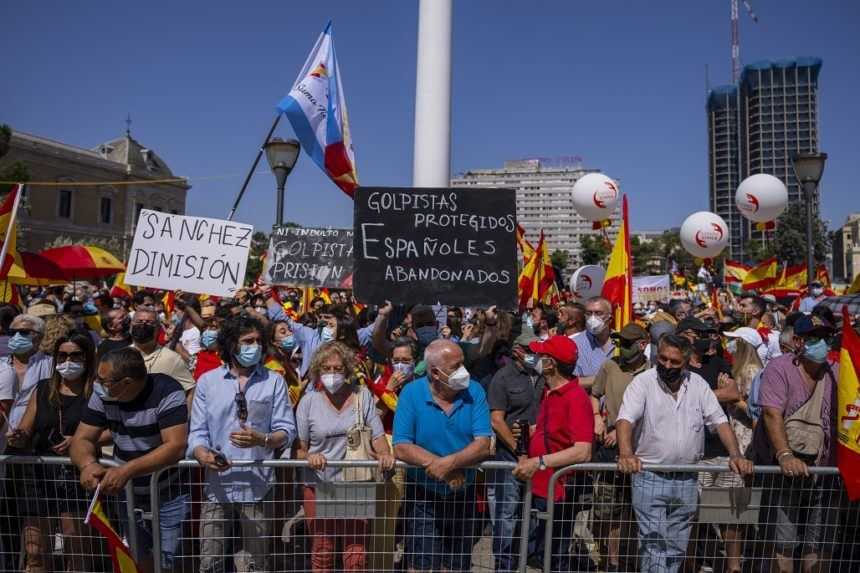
[412,0,452,188]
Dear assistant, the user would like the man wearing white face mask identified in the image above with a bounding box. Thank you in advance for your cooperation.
[571,297,616,389]
[393,339,493,573]
[188,315,296,573]
[799,281,828,313]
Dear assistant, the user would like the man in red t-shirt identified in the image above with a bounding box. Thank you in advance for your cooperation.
[513,335,594,571]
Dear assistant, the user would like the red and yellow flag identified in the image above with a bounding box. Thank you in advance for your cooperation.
[816,264,832,290]
[601,194,633,328]
[86,497,140,573]
[517,232,548,309]
[838,307,860,501]
[846,273,860,295]
[723,260,750,286]
[110,272,135,299]
[515,224,536,264]
[162,291,175,320]
[768,264,807,297]
[742,258,778,292]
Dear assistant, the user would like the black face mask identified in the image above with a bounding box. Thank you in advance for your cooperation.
[657,362,684,385]
[130,323,156,343]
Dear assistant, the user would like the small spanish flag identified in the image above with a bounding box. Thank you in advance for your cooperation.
[162,291,175,320]
[85,490,140,573]
[838,307,860,501]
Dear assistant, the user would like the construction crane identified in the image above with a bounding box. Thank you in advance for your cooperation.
[731,0,759,83]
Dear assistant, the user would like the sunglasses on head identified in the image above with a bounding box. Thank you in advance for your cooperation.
[234,392,248,423]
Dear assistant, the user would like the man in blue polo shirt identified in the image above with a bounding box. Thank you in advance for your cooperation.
[393,339,493,573]
[572,296,616,389]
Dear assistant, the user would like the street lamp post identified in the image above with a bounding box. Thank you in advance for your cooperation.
[264,138,301,227]
[792,152,827,288]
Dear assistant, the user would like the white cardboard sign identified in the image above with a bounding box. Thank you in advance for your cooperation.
[125,210,253,297]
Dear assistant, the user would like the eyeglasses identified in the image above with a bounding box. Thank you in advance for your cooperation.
[234,392,248,423]
[320,365,345,374]
[391,359,414,365]
[132,320,158,327]
[95,376,129,387]
[9,329,36,337]
[57,351,85,362]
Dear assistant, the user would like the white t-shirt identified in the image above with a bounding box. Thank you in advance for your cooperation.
[180,326,201,356]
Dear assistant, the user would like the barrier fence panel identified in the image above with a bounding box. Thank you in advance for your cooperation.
[149,459,535,573]
[0,455,138,573]
[542,463,860,573]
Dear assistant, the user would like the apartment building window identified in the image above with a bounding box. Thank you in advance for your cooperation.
[58,190,72,219]
[100,197,112,224]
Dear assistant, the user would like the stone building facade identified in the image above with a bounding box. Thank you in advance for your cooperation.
[0,129,189,257]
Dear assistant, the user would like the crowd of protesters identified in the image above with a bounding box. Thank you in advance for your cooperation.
[0,281,856,573]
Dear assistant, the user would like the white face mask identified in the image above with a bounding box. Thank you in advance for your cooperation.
[441,365,470,391]
[56,361,85,381]
[726,340,738,355]
[321,372,345,393]
[811,287,824,297]
[586,315,606,335]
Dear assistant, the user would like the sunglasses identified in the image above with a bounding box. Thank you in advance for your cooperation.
[57,351,85,362]
[235,392,248,423]
[9,329,35,337]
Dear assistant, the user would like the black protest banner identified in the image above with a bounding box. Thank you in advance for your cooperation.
[263,226,353,288]
[353,187,518,308]
[125,209,253,297]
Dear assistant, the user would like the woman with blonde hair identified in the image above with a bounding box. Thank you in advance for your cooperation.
[296,341,394,572]
[727,335,764,451]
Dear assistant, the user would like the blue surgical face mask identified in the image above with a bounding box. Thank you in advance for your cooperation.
[235,343,262,367]
[201,330,218,349]
[523,353,538,370]
[8,332,34,355]
[280,334,296,351]
[803,339,829,364]
[83,302,98,315]
[93,382,108,401]
[321,326,335,343]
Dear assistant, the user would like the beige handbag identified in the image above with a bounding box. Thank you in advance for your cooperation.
[783,368,831,458]
[342,387,377,482]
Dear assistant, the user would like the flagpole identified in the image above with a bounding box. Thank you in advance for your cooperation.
[0,184,24,281]
[226,115,282,221]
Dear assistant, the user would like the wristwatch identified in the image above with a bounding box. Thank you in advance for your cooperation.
[538,455,547,471]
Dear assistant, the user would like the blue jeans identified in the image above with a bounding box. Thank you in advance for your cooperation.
[119,492,189,570]
[631,471,698,573]
[491,468,525,573]
[403,484,480,572]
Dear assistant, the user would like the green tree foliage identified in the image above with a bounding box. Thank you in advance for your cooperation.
[0,124,30,195]
[245,231,270,284]
[550,249,569,270]
[579,234,611,266]
[742,203,828,265]
[631,235,661,275]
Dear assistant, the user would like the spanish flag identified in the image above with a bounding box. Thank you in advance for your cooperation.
[742,258,778,292]
[515,224,536,264]
[518,231,552,309]
[601,194,633,328]
[838,307,860,501]
[768,264,807,297]
[723,260,750,287]
[0,184,23,276]
[162,291,175,320]
[110,272,135,299]
[85,495,140,573]
[846,273,860,295]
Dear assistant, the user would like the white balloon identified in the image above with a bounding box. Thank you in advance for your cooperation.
[570,265,606,300]
[736,174,788,223]
[679,211,729,259]
[572,173,620,222]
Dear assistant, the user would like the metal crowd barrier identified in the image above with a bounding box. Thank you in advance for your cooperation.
[2,456,857,572]
[544,463,858,573]
[0,455,138,573]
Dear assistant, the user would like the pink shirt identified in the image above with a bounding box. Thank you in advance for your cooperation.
[753,353,838,465]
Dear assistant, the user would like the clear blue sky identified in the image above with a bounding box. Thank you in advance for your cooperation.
[2,0,858,233]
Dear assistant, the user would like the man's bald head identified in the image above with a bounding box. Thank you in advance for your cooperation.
[424,339,464,372]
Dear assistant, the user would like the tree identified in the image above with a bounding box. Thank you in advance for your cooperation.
[550,249,569,270]
[631,235,661,275]
[245,231,270,284]
[579,234,611,266]
[769,203,829,265]
[656,230,694,274]
[0,124,29,195]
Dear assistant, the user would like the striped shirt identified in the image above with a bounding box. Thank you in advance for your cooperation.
[82,373,187,491]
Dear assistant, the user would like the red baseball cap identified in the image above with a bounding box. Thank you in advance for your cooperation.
[529,335,578,366]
